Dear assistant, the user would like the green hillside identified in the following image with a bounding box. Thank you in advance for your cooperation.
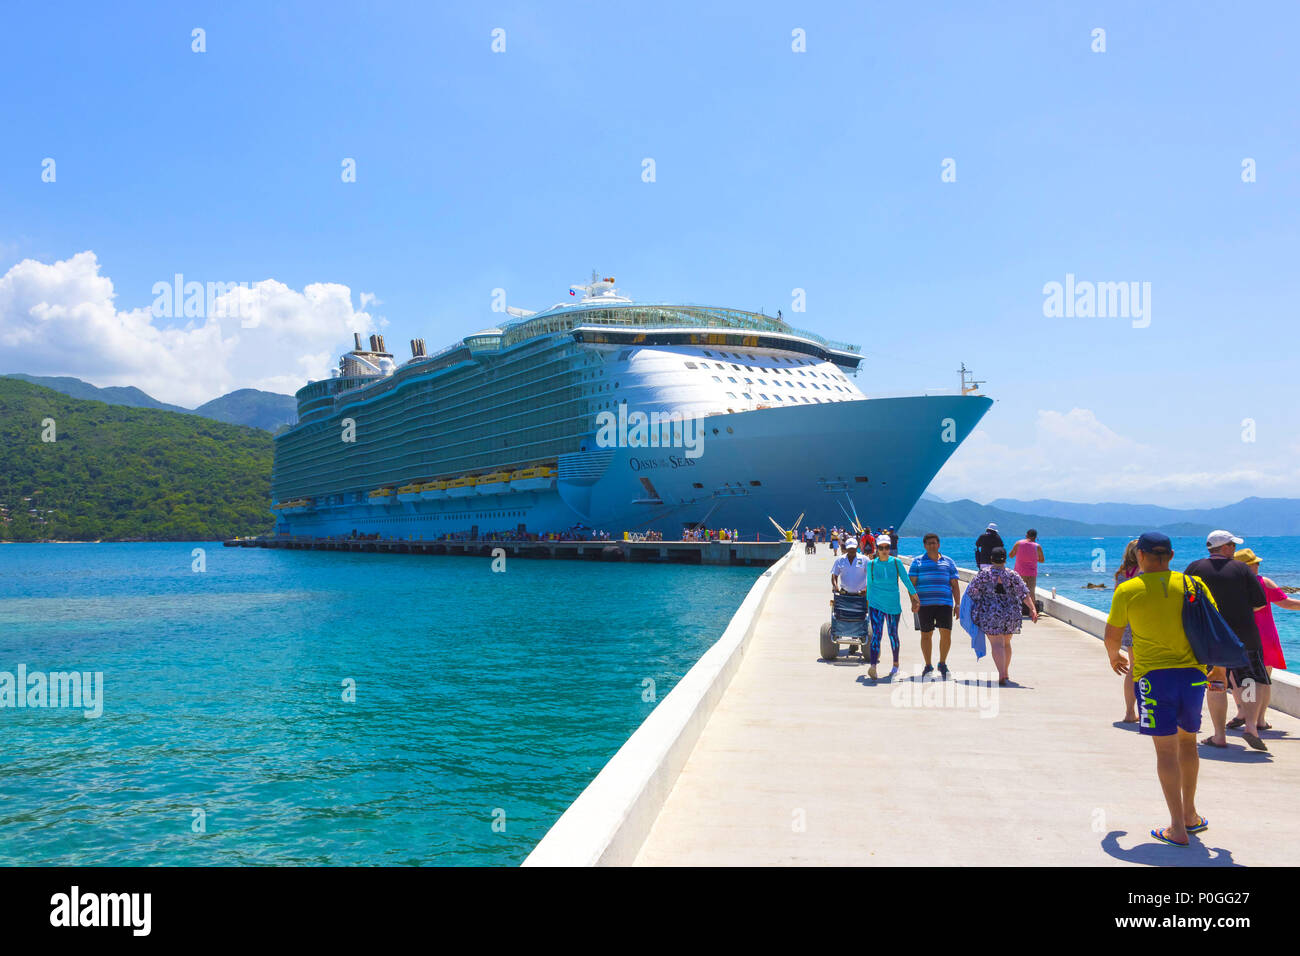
[0,379,275,541]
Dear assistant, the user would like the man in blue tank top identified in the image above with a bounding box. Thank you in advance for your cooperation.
[909,533,962,680]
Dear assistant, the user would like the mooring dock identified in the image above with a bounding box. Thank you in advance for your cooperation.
[526,546,1300,867]
[222,535,786,566]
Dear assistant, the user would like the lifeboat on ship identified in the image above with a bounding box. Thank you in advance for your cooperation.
[418,479,449,501]
[446,476,476,498]
[473,471,512,496]
[510,466,557,492]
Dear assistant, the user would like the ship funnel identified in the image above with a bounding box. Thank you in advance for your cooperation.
[410,339,427,358]
[377,334,386,353]
[353,332,362,350]
[369,334,380,352]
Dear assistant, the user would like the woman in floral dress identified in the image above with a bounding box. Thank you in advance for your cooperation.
[965,547,1038,685]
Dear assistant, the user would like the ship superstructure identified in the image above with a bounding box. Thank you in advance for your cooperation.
[270,277,992,538]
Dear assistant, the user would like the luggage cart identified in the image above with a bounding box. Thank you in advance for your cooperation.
[820,591,870,662]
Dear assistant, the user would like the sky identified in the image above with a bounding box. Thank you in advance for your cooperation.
[1,1,1297,508]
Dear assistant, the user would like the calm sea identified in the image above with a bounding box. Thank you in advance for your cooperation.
[0,543,761,866]
[896,534,1300,666]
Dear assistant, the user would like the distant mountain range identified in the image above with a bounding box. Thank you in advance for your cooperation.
[2,374,296,432]
[903,495,1300,537]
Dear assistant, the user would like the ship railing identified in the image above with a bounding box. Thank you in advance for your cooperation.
[500,303,863,352]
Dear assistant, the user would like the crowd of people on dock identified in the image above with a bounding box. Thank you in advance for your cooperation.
[829,528,1035,685]
[822,521,1298,850]
[681,526,741,542]
[333,525,766,544]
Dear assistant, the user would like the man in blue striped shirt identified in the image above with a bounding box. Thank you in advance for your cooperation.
[908,533,963,680]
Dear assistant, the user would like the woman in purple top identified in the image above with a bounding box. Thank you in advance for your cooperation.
[965,547,1037,685]
[1114,539,1140,722]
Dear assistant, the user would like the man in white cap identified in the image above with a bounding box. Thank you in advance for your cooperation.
[1185,531,1269,751]
[832,537,869,596]
[975,522,1004,570]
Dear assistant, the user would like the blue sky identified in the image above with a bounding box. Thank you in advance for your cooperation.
[1,1,1297,506]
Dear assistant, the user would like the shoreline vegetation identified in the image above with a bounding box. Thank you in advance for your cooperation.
[0,379,275,543]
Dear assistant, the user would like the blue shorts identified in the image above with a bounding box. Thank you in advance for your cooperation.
[1135,668,1208,736]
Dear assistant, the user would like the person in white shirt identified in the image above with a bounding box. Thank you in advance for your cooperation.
[831,538,869,595]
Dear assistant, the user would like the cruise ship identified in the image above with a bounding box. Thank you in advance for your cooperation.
[270,277,993,539]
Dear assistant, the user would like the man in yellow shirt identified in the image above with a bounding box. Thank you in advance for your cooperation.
[1104,532,1224,848]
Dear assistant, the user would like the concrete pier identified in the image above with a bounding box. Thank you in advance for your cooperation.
[222,535,786,566]
[528,546,1300,867]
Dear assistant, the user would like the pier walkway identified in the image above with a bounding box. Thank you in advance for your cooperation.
[528,547,1300,866]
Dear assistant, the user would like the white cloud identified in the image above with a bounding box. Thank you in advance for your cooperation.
[0,251,377,406]
[931,407,1300,506]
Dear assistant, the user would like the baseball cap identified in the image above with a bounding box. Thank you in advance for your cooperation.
[987,522,998,531]
[1234,548,1261,566]
[876,535,892,547]
[1137,532,1173,554]
[1207,530,1243,548]
[845,537,858,550]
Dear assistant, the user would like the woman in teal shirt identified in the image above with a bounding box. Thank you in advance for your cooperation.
[866,538,920,679]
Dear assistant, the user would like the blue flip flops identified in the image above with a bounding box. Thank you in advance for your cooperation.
[1150,827,1190,847]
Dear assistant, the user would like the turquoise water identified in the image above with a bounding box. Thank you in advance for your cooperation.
[897,535,1300,670]
[0,543,761,865]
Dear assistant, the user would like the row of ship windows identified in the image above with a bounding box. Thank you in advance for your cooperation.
[617,348,818,367]
[710,374,850,393]
[580,373,849,395]
[582,393,848,412]
[685,360,848,383]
